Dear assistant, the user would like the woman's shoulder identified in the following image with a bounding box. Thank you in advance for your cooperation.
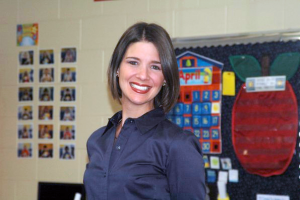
[87,126,106,144]
[158,119,203,156]
[158,119,196,141]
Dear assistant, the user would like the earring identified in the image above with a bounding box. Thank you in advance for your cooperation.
[116,70,119,77]
[163,81,166,86]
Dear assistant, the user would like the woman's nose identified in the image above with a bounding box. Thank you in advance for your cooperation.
[136,66,149,80]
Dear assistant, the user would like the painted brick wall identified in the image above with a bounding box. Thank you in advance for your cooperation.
[0,0,300,199]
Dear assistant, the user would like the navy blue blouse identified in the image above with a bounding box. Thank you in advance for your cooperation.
[84,108,206,200]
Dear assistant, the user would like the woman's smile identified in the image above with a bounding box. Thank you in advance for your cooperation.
[118,41,165,111]
[130,82,152,93]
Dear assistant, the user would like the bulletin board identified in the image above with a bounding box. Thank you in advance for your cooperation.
[167,51,223,155]
[175,40,300,200]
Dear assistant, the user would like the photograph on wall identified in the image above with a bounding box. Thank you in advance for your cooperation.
[38,143,53,159]
[19,68,34,83]
[60,87,76,101]
[18,105,33,120]
[18,124,33,139]
[39,87,54,102]
[19,50,34,66]
[38,105,53,120]
[59,144,75,160]
[60,106,75,122]
[18,87,33,102]
[61,67,76,82]
[39,49,54,65]
[17,23,38,46]
[61,47,76,63]
[38,124,53,139]
[17,142,32,158]
[60,125,75,140]
[220,158,232,170]
[39,67,54,83]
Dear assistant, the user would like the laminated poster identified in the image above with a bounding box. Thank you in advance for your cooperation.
[17,23,38,46]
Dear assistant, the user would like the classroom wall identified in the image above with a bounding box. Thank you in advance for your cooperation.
[1,0,300,199]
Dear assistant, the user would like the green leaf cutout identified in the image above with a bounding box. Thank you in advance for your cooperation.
[229,55,261,82]
[270,52,300,81]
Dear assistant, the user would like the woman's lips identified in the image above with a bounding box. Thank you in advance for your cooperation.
[130,82,151,94]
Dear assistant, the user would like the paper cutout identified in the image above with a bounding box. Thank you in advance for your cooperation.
[220,158,232,170]
[257,194,290,200]
[210,156,220,169]
[222,71,235,96]
[207,170,216,183]
[229,169,239,183]
[203,155,210,168]
[218,171,228,183]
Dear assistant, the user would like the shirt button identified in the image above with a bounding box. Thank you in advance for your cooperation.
[130,120,133,123]
[116,146,121,150]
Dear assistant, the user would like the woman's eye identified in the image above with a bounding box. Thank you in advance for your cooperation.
[151,65,161,70]
[128,61,138,65]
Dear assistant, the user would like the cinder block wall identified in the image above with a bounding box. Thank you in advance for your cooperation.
[0,0,300,199]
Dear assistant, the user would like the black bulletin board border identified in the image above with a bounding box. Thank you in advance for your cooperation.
[175,40,300,200]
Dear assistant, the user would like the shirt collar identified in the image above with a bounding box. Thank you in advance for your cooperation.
[103,107,166,135]
[135,107,166,134]
[103,110,122,134]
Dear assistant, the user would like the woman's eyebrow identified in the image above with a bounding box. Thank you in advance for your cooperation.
[125,56,140,60]
[152,61,161,64]
[125,57,161,64]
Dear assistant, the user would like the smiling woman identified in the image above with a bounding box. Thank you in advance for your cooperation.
[83,22,206,200]
[118,41,165,116]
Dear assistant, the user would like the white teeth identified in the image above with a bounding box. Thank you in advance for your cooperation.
[130,83,149,91]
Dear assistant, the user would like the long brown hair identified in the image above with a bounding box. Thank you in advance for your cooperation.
[107,22,179,113]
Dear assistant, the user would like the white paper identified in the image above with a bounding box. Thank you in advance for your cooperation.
[218,171,228,183]
[246,76,286,92]
[229,169,239,183]
[217,181,227,199]
[257,194,289,200]
[73,193,81,200]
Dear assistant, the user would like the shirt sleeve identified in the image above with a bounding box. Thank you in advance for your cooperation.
[166,132,206,200]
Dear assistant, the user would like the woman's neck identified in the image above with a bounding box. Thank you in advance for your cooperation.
[121,103,154,126]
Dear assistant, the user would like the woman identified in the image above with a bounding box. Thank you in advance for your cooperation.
[84,22,205,200]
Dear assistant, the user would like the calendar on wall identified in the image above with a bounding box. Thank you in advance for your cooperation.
[167,51,223,154]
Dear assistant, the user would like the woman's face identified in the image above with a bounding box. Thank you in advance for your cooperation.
[118,41,165,110]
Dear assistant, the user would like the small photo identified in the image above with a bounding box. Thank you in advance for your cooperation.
[60,125,75,140]
[19,50,34,66]
[18,142,32,158]
[18,87,33,101]
[38,124,53,139]
[59,144,75,160]
[220,158,232,170]
[39,87,54,102]
[39,67,54,83]
[61,48,76,63]
[18,105,33,120]
[60,87,76,101]
[19,68,34,83]
[61,67,76,82]
[38,105,53,120]
[38,143,53,158]
[60,106,75,121]
[39,49,54,65]
[18,124,33,139]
